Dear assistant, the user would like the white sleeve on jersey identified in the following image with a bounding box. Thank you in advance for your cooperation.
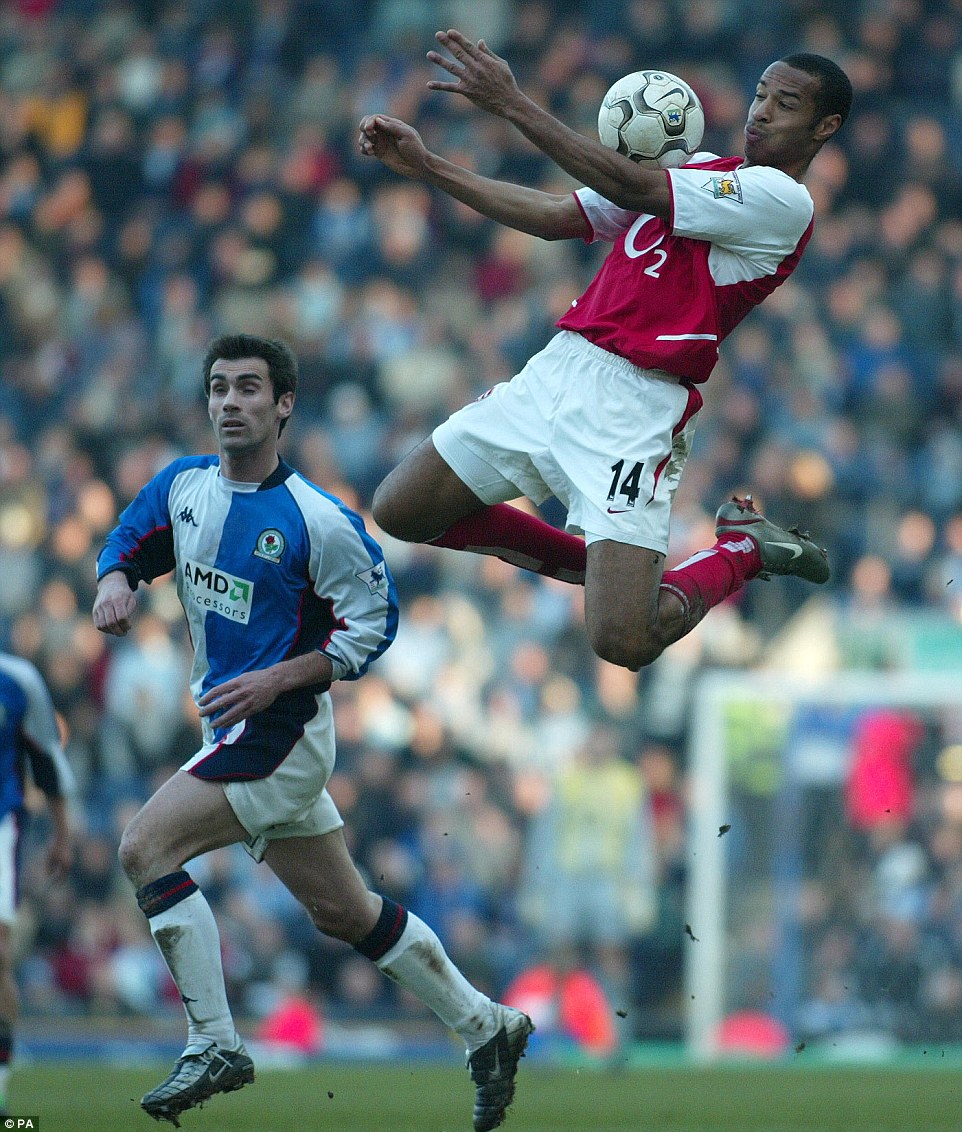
[290,482,396,683]
[573,152,722,243]
[668,163,814,259]
[0,655,75,798]
[573,186,642,243]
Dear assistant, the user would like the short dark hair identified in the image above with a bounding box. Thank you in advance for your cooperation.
[780,53,853,128]
[203,334,297,434]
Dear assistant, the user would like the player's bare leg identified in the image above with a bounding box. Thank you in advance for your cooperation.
[0,924,16,1115]
[373,438,486,541]
[268,829,533,1131]
[119,774,255,1126]
[584,495,830,671]
[264,829,382,942]
[373,439,587,582]
[584,541,682,670]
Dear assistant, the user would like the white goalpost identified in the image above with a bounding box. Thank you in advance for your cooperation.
[685,669,962,1060]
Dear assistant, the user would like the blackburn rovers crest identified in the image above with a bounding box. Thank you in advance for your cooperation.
[254,528,286,562]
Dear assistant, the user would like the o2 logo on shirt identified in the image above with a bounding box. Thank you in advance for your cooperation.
[624,216,668,277]
[183,559,255,623]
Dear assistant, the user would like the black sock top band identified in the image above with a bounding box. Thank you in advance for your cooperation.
[136,870,198,919]
[354,896,409,961]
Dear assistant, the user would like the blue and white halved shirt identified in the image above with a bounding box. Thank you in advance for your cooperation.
[97,456,398,759]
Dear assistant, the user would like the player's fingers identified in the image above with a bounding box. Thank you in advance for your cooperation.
[426,81,463,94]
[435,30,479,67]
[198,682,231,707]
[427,49,461,76]
[373,114,407,136]
[98,603,128,635]
[440,28,476,56]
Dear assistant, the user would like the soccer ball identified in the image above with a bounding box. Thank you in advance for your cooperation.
[598,69,705,168]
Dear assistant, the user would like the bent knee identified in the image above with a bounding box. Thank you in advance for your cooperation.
[373,439,484,543]
[302,891,375,943]
[118,822,153,885]
[588,625,664,671]
[371,481,421,542]
[117,825,140,878]
[302,891,339,935]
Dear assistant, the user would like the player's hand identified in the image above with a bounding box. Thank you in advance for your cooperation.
[358,114,430,177]
[198,668,283,729]
[426,29,521,115]
[92,571,138,636]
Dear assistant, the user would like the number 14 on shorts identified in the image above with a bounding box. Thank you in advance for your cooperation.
[607,458,644,511]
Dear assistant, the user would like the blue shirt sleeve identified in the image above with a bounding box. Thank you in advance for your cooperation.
[97,457,204,586]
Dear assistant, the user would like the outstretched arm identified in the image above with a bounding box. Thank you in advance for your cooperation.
[358,112,588,240]
[426,29,671,219]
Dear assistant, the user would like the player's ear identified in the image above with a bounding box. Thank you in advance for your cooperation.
[277,391,295,423]
[814,112,842,144]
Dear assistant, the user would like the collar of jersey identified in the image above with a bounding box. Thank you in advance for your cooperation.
[217,457,292,492]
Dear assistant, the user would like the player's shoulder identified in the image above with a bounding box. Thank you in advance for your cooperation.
[280,467,385,560]
[0,652,47,701]
[150,453,220,491]
[677,154,813,209]
[279,465,363,525]
[678,151,737,171]
[680,154,802,184]
[167,453,220,477]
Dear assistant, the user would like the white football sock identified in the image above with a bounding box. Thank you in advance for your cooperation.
[375,912,498,1052]
[149,889,240,1053]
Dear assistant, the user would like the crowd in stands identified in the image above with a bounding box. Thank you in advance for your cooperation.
[5,0,962,1051]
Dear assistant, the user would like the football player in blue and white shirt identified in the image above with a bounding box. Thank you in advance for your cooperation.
[94,334,531,1130]
[0,651,74,1116]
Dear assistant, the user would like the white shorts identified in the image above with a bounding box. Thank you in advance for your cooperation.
[0,812,19,925]
[182,696,343,863]
[432,331,703,554]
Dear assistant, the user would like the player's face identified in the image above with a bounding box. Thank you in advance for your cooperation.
[744,62,831,173]
[207,357,293,455]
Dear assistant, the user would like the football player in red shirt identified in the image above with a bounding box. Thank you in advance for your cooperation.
[361,30,851,671]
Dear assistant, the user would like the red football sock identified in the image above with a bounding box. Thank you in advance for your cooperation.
[659,533,762,620]
[429,503,587,584]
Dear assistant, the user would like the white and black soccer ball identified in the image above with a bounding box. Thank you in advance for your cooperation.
[598,69,705,168]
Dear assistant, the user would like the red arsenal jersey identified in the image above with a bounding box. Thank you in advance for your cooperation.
[556,155,815,383]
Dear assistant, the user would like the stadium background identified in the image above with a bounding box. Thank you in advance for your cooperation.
[4,0,962,1073]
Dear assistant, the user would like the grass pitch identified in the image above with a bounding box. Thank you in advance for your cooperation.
[10,1061,962,1131]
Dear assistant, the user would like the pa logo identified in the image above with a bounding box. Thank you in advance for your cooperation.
[254,528,286,562]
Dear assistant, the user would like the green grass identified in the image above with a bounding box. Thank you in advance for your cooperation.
[10,1062,962,1131]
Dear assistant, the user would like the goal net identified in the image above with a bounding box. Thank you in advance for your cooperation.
[685,670,962,1060]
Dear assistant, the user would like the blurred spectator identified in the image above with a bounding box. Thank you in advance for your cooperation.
[3,0,962,1052]
[517,723,657,1041]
